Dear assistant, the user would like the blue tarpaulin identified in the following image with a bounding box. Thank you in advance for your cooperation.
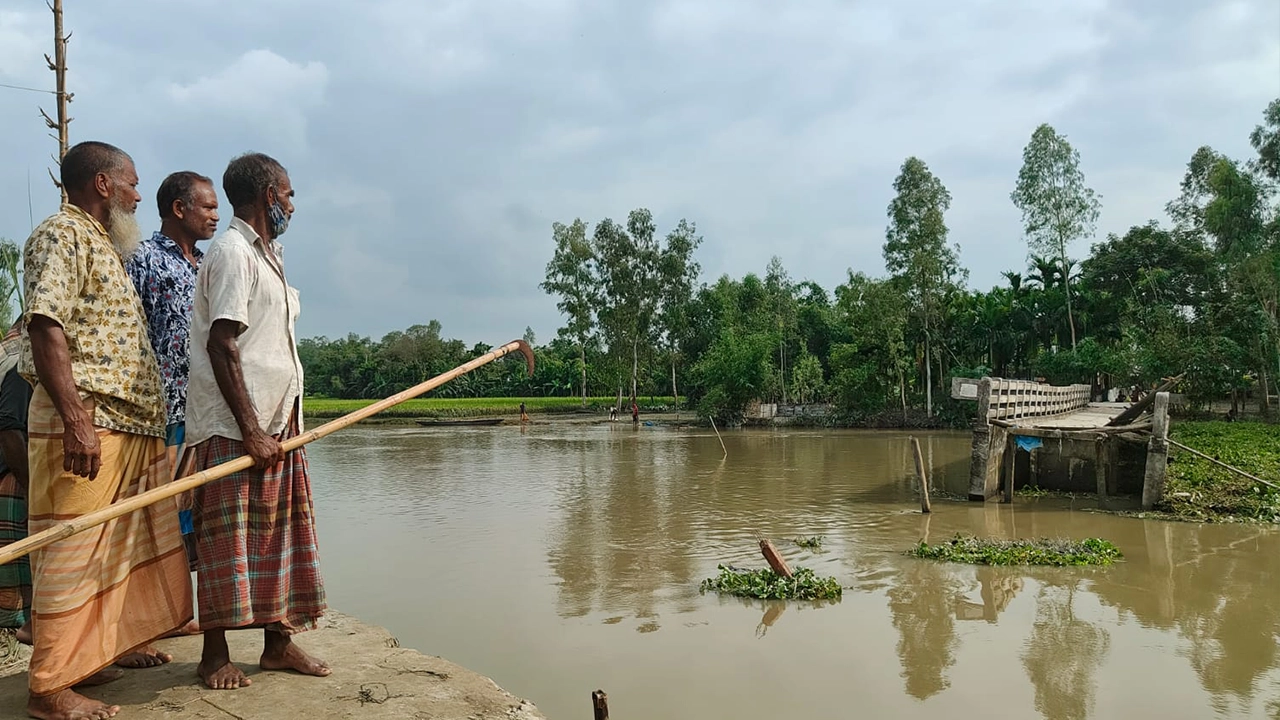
[1014,435,1043,452]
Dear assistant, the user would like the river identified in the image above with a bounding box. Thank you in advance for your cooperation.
[305,421,1280,719]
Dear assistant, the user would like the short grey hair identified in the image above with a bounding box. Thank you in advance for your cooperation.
[61,141,131,192]
[222,152,287,210]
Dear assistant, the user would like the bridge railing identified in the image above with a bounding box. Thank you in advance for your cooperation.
[951,377,1093,423]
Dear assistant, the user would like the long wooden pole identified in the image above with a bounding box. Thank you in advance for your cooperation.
[0,339,534,566]
[709,416,727,458]
[910,436,931,513]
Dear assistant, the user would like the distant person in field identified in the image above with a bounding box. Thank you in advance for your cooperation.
[520,401,529,423]
[21,140,193,720]
[126,170,220,567]
[631,398,639,424]
[186,151,328,690]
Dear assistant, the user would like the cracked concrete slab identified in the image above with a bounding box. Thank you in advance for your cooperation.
[0,612,546,719]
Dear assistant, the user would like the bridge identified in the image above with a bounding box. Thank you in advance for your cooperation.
[952,377,1172,510]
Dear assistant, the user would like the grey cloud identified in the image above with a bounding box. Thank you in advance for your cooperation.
[0,0,1277,347]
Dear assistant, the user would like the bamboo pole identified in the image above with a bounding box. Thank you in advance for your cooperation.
[0,339,535,566]
[910,436,931,513]
[709,416,727,458]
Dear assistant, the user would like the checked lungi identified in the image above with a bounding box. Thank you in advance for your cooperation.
[0,470,30,629]
[192,416,326,633]
[25,386,193,695]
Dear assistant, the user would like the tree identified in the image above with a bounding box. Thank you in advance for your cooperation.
[884,157,962,416]
[1249,97,1280,183]
[594,210,662,403]
[764,256,798,403]
[832,272,910,417]
[540,219,598,407]
[655,219,702,409]
[1011,124,1101,350]
[691,327,772,422]
[790,353,824,404]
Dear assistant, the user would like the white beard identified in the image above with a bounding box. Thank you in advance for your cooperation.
[106,203,141,260]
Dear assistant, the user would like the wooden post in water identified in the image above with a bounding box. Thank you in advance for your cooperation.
[910,437,931,513]
[709,416,727,459]
[1141,392,1171,510]
[758,539,794,578]
[592,690,609,720]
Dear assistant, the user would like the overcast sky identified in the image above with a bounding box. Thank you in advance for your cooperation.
[1,1,1277,346]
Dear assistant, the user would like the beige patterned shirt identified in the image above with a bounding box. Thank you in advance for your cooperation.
[19,204,166,437]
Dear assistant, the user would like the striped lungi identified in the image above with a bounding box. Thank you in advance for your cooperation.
[0,470,30,628]
[192,419,325,633]
[25,386,193,695]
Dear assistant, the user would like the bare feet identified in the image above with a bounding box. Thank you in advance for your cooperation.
[16,620,32,645]
[26,688,119,719]
[115,645,173,669]
[197,660,251,690]
[260,640,331,678]
[164,620,200,638]
[73,669,125,688]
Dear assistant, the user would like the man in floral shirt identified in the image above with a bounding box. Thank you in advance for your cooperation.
[22,140,192,720]
[126,171,220,563]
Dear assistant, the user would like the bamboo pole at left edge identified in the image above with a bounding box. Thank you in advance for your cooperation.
[0,339,535,566]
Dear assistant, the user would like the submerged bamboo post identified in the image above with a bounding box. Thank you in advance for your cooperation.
[910,436,931,513]
[592,690,609,720]
[709,416,727,458]
[0,340,535,566]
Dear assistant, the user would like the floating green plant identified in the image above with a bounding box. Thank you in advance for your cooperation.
[908,535,1122,567]
[699,565,842,600]
[792,536,824,550]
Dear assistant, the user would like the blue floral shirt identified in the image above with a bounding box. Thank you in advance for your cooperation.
[125,232,204,427]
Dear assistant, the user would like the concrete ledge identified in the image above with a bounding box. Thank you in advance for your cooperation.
[0,612,546,719]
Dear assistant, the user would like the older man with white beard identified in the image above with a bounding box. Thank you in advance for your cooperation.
[20,141,193,720]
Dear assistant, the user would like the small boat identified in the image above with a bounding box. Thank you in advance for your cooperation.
[414,418,504,427]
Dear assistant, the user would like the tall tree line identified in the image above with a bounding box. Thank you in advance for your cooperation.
[299,99,1280,424]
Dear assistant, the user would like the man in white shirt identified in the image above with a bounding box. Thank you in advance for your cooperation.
[186,152,329,690]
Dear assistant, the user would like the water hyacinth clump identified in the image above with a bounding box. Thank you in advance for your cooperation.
[792,536,824,550]
[699,565,843,600]
[908,535,1122,567]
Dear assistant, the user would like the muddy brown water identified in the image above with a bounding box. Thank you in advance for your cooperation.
[306,423,1280,719]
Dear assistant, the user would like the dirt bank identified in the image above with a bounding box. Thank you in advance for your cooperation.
[0,612,546,719]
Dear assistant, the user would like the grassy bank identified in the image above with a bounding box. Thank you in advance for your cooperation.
[1157,421,1280,523]
[302,396,677,419]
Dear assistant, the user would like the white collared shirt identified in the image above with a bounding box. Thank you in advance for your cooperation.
[185,217,305,446]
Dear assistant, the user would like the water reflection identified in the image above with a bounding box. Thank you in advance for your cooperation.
[955,566,1024,622]
[886,560,965,699]
[546,432,700,632]
[1021,583,1110,720]
[306,425,1280,720]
